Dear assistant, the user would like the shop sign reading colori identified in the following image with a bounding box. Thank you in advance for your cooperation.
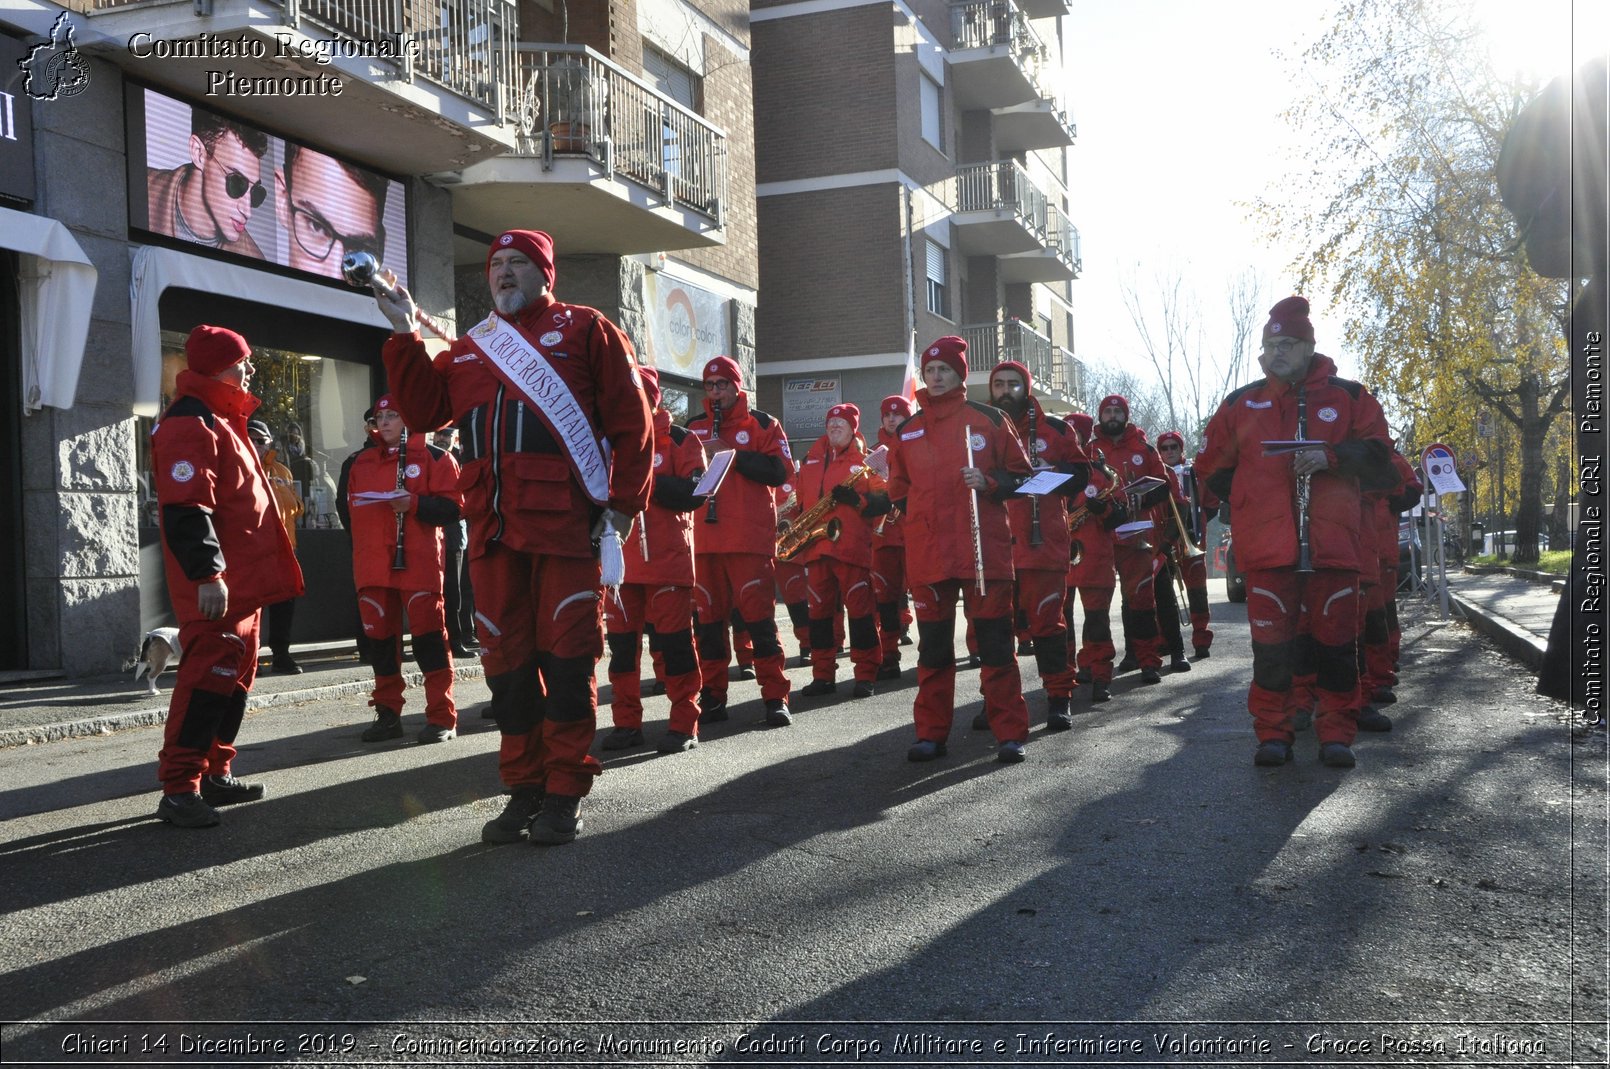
[643,271,729,376]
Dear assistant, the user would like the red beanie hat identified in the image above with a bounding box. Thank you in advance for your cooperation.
[638,365,662,409]
[1098,394,1130,419]
[825,403,860,434]
[1264,295,1315,343]
[702,355,743,386]
[921,336,968,380]
[1069,411,1095,441]
[373,394,400,415]
[990,359,1033,393]
[1156,430,1184,450]
[185,325,251,377]
[487,230,556,291]
[881,395,914,420]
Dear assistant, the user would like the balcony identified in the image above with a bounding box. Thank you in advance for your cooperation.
[62,0,519,174]
[959,321,1077,400]
[946,0,1050,110]
[950,160,1046,256]
[1015,0,1070,16]
[992,99,1077,153]
[998,204,1080,283]
[448,45,726,258]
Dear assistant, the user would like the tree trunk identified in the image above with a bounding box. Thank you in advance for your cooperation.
[1512,374,1545,565]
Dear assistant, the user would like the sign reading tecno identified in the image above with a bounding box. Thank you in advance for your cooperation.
[125,85,409,288]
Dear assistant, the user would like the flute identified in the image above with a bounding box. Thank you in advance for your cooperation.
[704,400,722,524]
[392,426,409,571]
[965,424,986,595]
[1295,384,1314,574]
[1027,403,1042,547]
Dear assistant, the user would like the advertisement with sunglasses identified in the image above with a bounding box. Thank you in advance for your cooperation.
[133,87,408,288]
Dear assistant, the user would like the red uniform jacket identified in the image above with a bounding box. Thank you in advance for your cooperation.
[1196,353,1395,573]
[1005,399,1090,572]
[796,435,885,570]
[625,410,706,587]
[688,391,792,556]
[872,426,906,549]
[346,435,463,592]
[1088,423,1173,527]
[381,295,654,561]
[887,386,1030,587]
[1064,416,1125,585]
[151,370,304,622]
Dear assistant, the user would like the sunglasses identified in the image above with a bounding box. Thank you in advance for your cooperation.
[223,167,268,208]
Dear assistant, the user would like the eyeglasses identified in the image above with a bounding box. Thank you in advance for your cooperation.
[290,204,383,264]
[222,168,267,208]
[1263,338,1307,354]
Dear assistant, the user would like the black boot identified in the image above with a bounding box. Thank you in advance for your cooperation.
[529,794,583,845]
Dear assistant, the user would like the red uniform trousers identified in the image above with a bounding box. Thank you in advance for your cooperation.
[1245,567,1361,747]
[1114,543,1164,669]
[474,544,604,797]
[911,579,1028,744]
[358,587,456,728]
[1180,551,1213,651]
[157,608,261,794]
[1065,583,1117,683]
[605,584,702,736]
[871,544,912,663]
[1358,563,1394,695]
[694,552,790,703]
[775,558,812,655]
[1016,567,1076,698]
[806,558,880,683]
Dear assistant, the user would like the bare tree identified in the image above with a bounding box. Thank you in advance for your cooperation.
[1079,361,1169,438]
[1118,263,1203,439]
[1222,267,1270,398]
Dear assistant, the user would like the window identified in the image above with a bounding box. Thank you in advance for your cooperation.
[920,74,942,150]
[925,239,949,318]
[643,45,698,110]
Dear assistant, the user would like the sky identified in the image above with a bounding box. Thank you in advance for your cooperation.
[1059,0,1607,404]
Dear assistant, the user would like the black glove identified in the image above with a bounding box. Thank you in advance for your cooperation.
[832,484,861,507]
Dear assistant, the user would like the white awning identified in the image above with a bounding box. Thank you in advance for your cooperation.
[130,245,396,417]
[0,207,99,414]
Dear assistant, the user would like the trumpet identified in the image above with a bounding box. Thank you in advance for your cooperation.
[776,458,880,561]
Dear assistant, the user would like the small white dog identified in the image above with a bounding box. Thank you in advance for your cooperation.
[134,627,182,694]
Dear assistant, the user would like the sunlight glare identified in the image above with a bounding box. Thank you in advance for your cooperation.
[1473,0,1608,82]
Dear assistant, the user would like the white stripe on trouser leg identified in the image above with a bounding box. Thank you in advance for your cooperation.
[1249,587,1288,615]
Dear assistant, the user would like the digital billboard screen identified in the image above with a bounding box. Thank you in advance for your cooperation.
[129,86,409,289]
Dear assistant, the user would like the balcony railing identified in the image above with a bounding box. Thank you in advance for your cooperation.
[1046,205,1082,276]
[955,160,1048,229]
[63,0,519,119]
[509,45,726,224]
[958,319,1054,379]
[948,0,1051,98]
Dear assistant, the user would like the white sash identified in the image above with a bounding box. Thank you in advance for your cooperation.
[463,312,610,506]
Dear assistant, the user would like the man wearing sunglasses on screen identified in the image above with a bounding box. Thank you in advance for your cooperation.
[276,143,387,280]
[146,111,269,260]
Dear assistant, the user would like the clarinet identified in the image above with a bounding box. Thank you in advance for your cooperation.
[704,400,722,524]
[392,426,409,571]
[1027,403,1042,547]
[1295,384,1314,574]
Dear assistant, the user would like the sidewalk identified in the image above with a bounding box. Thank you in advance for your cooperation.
[0,647,487,749]
[1441,567,1562,672]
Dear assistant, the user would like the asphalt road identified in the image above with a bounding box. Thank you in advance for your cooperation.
[0,592,1603,1068]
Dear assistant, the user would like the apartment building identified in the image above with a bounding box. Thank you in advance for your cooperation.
[0,0,754,675]
[750,0,1083,445]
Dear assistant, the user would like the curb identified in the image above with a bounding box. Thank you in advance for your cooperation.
[0,663,487,750]
[1451,595,1547,672]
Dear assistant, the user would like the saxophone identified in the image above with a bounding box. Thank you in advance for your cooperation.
[777,453,882,561]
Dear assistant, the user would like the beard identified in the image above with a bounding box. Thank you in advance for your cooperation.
[493,288,529,316]
[1100,417,1126,437]
[995,394,1029,420]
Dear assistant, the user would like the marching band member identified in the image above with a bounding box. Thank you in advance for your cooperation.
[1353,449,1422,731]
[988,361,1090,730]
[1196,295,1395,769]
[1155,431,1215,662]
[1086,395,1174,684]
[790,404,889,699]
[377,228,654,846]
[872,396,915,680]
[1379,452,1424,704]
[688,356,795,727]
[1064,412,1127,705]
[887,337,1033,764]
[347,395,464,745]
[602,367,708,754]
